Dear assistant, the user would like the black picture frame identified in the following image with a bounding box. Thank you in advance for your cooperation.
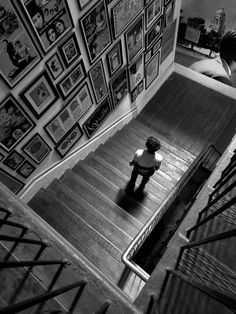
[145,0,163,30]
[0,167,24,194]
[58,32,81,68]
[55,123,83,158]
[19,0,74,54]
[22,133,52,164]
[128,53,144,92]
[83,96,112,138]
[106,40,123,77]
[77,0,91,11]
[89,59,108,104]
[164,0,175,29]
[109,67,128,108]
[80,0,112,64]
[145,16,162,49]
[16,160,36,178]
[46,52,64,80]
[3,150,25,170]
[0,95,35,152]
[57,60,87,100]
[145,50,160,88]
[20,71,59,119]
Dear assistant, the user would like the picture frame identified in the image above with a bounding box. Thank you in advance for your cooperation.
[20,71,59,119]
[161,18,176,64]
[89,59,108,104]
[128,53,144,91]
[0,168,24,194]
[125,15,144,64]
[111,0,144,39]
[3,150,25,170]
[77,0,91,11]
[80,0,112,64]
[164,0,175,28]
[0,0,41,88]
[45,82,93,143]
[83,96,112,138]
[20,0,74,54]
[106,40,123,77]
[58,32,80,68]
[46,52,64,80]
[57,60,86,100]
[145,50,160,88]
[55,123,83,158]
[145,17,162,49]
[16,160,36,178]
[22,133,52,164]
[145,37,162,63]
[0,95,35,152]
[109,67,128,108]
[145,0,163,29]
[131,79,144,102]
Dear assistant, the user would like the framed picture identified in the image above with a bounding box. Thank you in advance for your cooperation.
[164,0,175,28]
[58,32,80,68]
[45,82,92,143]
[145,17,162,49]
[145,37,161,63]
[128,53,144,91]
[22,133,51,164]
[0,0,41,88]
[131,79,144,102]
[20,0,74,54]
[89,59,108,104]
[0,96,35,152]
[145,0,163,29]
[3,150,25,170]
[106,40,123,77]
[125,15,144,64]
[55,123,83,158]
[78,0,91,10]
[111,0,144,39]
[0,168,24,194]
[16,160,36,178]
[57,60,86,99]
[0,153,4,161]
[80,0,111,64]
[161,18,176,64]
[109,67,128,108]
[46,52,64,80]
[20,71,59,119]
[145,50,160,88]
[83,96,112,138]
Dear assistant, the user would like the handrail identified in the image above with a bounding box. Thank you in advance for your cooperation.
[0,280,87,314]
[215,157,236,188]
[122,143,211,281]
[186,195,236,238]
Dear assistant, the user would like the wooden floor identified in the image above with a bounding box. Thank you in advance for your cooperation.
[28,72,236,290]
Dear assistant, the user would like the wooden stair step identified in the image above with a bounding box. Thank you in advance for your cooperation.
[46,180,132,251]
[28,188,124,283]
[69,166,151,224]
[83,153,163,205]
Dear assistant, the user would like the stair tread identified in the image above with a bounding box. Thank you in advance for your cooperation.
[28,189,125,283]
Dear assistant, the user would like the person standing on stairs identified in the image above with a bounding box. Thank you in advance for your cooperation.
[127,136,162,194]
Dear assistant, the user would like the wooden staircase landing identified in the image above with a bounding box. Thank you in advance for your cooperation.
[28,118,196,286]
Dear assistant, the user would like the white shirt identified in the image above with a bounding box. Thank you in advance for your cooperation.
[133,149,162,169]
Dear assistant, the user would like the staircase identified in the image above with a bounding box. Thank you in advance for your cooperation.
[28,118,197,287]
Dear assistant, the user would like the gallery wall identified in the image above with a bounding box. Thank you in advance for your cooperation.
[0,0,179,195]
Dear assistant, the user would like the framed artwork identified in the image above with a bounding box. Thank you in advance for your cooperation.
[78,0,91,10]
[20,0,74,54]
[89,60,108,104]
[46,52,64,80]
[161,18,176,64]
[106,40,123,77]
[55,123,83,158]
[145,50,160,88]
[164,0,175,28]
[125,15,144,64]
[58,32,80,68]
[22,133,52,164]
[109,67,128,108]
[3,150,25,170]
[0,168,24,194]
[16,160,36,178]
[45,82,92,143]
[145,37,161,63]
[80,0,111,64]
[0,153,4,161]
[83,96,112,138]
[128,53,144,91]
[145,17,162,49]
[0,0,41,88]
[0,96,35,152]
[57,60,86,99]
[131,79,144,102]
[145,0,163,29]
[20,71,59,119]
[111,0,144,39]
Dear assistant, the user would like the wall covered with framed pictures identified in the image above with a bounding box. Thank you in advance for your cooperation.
[0,0,179,194]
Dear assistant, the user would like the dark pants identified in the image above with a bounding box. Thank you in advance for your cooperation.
[128,165,155,192]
